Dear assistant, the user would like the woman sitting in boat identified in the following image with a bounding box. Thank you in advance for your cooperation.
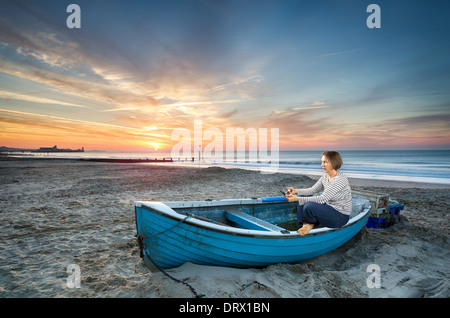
[284,151,352,236]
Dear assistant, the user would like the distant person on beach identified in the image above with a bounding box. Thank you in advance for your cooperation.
[284,151,352,236]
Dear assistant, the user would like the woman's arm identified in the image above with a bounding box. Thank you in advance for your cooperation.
[285,176,324,202]
[298,175,347,206]
[297,177,323,196]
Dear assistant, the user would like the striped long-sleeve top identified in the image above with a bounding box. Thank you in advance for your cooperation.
[297,172,352,215]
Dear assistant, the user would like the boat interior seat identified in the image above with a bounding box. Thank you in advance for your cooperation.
[225,208,286,232]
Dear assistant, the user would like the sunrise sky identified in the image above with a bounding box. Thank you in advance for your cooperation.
[0,0,449,151]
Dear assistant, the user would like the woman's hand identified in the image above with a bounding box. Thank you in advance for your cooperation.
[285,194,299,202]
[286,187,298,195]
[284,187,299,202]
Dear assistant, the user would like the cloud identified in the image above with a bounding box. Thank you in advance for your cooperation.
[0,90,86,108]
[319,49,364,58]
[161,99,241,108]
[0,108,142,132]
[0,3,263,123]
[0,107,173,149]
[100,107,138,112]
[389,114,450,127]
[292,105,331,111]
[273,101,331,114]
[0,54,161,111]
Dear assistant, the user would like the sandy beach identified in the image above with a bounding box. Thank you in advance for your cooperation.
[0,157,448,298]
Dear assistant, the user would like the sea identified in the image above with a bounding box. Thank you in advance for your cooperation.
[9,149,450,185]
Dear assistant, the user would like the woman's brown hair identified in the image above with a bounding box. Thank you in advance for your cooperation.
[322,151,343,170]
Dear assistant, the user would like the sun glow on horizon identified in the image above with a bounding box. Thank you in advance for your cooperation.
[145,142,163,151]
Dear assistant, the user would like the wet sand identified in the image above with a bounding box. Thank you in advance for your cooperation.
[0,157,448,298]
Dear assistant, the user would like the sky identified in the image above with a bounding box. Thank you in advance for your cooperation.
[0,0,449,151]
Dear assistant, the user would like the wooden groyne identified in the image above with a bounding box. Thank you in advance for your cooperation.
[80,158,173,163]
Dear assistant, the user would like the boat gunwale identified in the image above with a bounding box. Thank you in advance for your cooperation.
[135,199,371,239]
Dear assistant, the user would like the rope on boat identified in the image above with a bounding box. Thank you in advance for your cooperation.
[139,214,205,297]
[143,249,203,298]
[147,215,191,237]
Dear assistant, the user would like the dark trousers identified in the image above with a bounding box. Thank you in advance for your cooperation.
[297,202,349,228]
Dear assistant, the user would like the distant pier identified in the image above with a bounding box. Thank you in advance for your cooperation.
[0,145,84,153]
[31,145,85,153]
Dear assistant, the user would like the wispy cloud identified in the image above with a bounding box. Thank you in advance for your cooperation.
[161,99,241,108]
[0,90,86,108]
[292,106,331,111]
[272,101,331,114]
[100,108,138,112]
[0,108,142,132]
[319,49,364,58]
[0,107,172,149]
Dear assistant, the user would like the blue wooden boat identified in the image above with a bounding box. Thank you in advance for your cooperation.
[134,196,371,269]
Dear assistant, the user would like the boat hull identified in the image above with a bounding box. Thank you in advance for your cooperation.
[135,198,370,269]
